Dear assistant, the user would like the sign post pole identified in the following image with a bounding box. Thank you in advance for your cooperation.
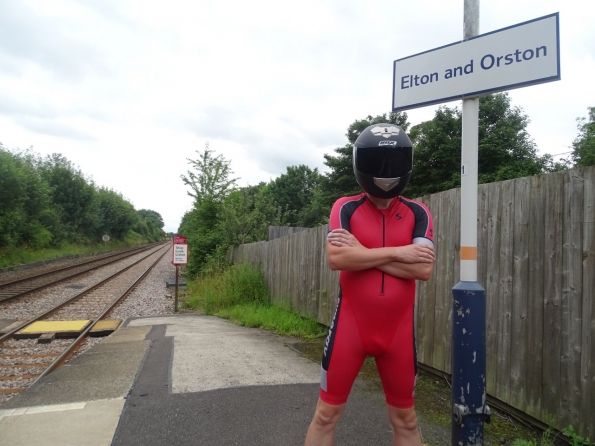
[451,1,489,444]
[175,265,179,312]
[391,9,560,444]
[171,236,188,314]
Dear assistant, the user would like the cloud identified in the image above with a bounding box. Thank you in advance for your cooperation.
[0,1,108,81]
[0,93,58,119]
[75,0,138,28]
[181,104,336,179]
[14,117,96,141]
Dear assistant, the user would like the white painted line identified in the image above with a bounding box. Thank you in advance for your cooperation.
[0,402,86,420]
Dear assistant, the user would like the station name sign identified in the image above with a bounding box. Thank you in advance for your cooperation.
[392,13,560,111]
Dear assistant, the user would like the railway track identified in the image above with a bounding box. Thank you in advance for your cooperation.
[0,243,164,303]
[0,243,171,403]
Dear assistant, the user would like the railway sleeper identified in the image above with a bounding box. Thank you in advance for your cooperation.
[38,332,56,343]
[0,388,25,394]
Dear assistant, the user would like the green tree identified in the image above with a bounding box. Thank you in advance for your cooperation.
[1,146,165,249]
[218,183,279,245]
[96,188,138,240]
[571,106,595,167]
[407,93,562,197]
[138,209,164,229]
[179,144,239,274]
[181,142,238,204]
[0,147,56,249]
[136,209,166,241]
[178,198,223,275]
[407,106,462,196]
[266,165,322,227]
[38,153,101,242]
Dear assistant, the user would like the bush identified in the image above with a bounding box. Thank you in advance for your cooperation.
[183,262,327,339]
[185,262,269,314]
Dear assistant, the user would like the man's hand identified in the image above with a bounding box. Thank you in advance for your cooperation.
[394,244,435,264]
[326,229,363,248]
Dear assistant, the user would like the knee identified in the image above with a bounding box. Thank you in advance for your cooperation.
[389,407,419,433]
[312,403,344,429]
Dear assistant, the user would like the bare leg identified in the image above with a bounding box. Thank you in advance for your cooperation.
[304,398,346,446]
[387,405,422,446]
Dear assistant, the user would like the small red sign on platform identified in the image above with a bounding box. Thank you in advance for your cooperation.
[173,236,187,244]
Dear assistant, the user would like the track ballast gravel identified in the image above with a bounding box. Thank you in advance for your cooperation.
[0,246,179,405]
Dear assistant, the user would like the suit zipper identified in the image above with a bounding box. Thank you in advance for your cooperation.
[381,214,385,295]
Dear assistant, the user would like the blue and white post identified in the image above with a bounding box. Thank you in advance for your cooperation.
[451,1,490,444]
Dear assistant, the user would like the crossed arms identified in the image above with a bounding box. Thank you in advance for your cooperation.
[326,228,435,281]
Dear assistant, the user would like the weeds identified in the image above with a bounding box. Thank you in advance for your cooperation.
[182,262,326,339]
[184,262,269,313]
[512,439,537,446]
[512,425,594,446]
[563,426,594,446]
[217,303,327,339]
[511,429,550,446]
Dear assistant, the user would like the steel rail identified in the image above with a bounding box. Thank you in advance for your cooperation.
[0,244,151,289]
[0,244,170,344]
[0,242,169,304]
[29,245,170,385]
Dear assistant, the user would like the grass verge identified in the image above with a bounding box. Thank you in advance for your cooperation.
[182,262,327,339]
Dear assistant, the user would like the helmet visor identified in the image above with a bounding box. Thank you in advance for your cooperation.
[356,147,412,178]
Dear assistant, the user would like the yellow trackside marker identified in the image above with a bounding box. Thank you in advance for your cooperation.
[17,320,91,337]
[460,246,478,260]
[91,320,122,332]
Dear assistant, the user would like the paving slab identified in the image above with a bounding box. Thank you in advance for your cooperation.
[127,314,320,393]
[0,399,124,446]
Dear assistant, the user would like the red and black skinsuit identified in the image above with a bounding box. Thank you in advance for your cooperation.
[320,193,434,408]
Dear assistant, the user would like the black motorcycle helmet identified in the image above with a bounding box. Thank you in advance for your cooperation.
[352,123,413,199]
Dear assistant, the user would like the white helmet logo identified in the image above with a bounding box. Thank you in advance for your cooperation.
[370,126,400,139]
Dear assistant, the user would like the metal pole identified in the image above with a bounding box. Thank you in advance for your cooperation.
[175,265,179,312]
[451,1,490,444]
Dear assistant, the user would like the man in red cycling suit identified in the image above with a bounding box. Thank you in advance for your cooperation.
[304,124,435,446]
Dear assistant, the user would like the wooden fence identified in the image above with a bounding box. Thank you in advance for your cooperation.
[268,226,309,240]
[228,166,595,438]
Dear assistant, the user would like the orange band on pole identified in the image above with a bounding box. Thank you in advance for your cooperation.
[460,246,478,260]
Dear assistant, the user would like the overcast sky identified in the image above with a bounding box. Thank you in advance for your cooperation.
[1,0,593,233]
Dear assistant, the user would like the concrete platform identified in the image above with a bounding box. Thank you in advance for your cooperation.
[0,314,451,446]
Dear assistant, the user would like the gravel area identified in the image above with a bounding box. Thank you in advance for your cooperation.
[47,250,165,321]
[0,246,142,285]
[0,245,179,405]
[67,252,177,357]
[108,250,177,319]
[0,245,168,321]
